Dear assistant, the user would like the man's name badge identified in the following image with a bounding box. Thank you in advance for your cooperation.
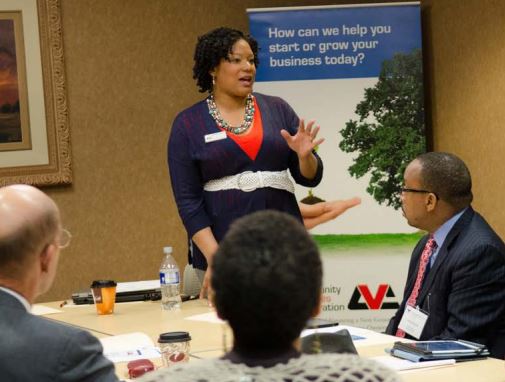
[204,131,227,143]
[398,305,428,339]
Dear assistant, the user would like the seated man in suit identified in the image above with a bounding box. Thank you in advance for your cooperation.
[386,152,505,359]
[0,184,118,381]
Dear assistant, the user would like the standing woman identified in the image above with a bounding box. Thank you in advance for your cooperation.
[169,27,324,297]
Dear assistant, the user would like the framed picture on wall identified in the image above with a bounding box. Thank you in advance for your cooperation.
[0,0,71,186]
[0,12,31,152]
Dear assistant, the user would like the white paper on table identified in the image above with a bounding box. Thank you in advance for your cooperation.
[100,332,161,363]
[371,355,456,371]
[116,279,160,293]
[31,305,62,315]
[185,311,225,324]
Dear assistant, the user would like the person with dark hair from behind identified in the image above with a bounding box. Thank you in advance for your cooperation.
[0,185,118,382]
[140,210,399,382]
[386,152,505,359]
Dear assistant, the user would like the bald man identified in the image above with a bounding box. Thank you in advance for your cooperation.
[0,185,118,381]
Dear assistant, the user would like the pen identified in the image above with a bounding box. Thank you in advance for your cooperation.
[60,300,68,308]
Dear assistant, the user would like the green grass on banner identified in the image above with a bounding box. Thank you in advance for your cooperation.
[312,232,424,250]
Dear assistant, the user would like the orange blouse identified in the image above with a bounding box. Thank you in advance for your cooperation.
[221,97,263,161]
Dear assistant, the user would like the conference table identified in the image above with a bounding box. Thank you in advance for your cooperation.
[38,299,505,381]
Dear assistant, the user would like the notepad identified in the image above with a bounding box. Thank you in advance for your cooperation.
[100,332,161,363]
[31,305,62,315]
[372,355,456,371]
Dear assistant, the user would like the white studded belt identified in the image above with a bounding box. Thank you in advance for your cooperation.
[203,170,295,194]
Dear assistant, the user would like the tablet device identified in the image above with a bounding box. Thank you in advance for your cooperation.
[406,340,482,354]
[391,340,489,362]
[394,339,487,355]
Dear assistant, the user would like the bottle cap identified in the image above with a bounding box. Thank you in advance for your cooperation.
[158,331,191,343]
[90,280,117,288]
[163,247,173,254]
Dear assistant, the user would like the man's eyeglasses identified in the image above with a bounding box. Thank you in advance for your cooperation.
[400,188,439,200]
[58,229,72,249]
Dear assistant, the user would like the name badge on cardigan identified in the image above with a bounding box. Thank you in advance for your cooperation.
[398,305,428,339]
[205,131,227,143]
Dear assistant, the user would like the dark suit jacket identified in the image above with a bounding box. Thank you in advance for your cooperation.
[0,290,118,381]
[386,207,505,359]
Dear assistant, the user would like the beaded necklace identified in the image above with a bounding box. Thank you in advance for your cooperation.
[207,94,255,135]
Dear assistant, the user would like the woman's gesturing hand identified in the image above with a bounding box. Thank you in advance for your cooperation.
[280,119,325,159]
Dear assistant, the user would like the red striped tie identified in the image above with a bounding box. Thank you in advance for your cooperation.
[396,235,437,338]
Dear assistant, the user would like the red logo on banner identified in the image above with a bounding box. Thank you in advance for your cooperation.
[348,284,399,310]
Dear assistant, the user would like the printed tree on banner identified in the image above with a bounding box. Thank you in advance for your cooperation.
[339,49,425,210]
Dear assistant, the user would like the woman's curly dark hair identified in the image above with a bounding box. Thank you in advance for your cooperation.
[193,27,259,93]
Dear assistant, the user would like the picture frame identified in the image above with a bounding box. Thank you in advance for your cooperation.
[0,0,71,186]
[0,11,31,152]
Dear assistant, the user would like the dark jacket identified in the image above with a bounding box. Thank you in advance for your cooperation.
[0,290,118,381]
[386,207,505,358]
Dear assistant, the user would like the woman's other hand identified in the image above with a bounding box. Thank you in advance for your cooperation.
[301,197,361,230]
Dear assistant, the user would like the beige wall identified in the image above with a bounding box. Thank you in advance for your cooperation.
[422,0,505,236]
[37,0,505,302]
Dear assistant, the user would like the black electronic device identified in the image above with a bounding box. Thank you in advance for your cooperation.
[305,318,339,329]
[71,288,161,305]
[390,340,490,362]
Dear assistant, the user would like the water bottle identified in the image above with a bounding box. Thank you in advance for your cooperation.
[159,247,181,310]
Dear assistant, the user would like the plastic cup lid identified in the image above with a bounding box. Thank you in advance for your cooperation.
[158,331,191,343]
[90,280,117,288]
